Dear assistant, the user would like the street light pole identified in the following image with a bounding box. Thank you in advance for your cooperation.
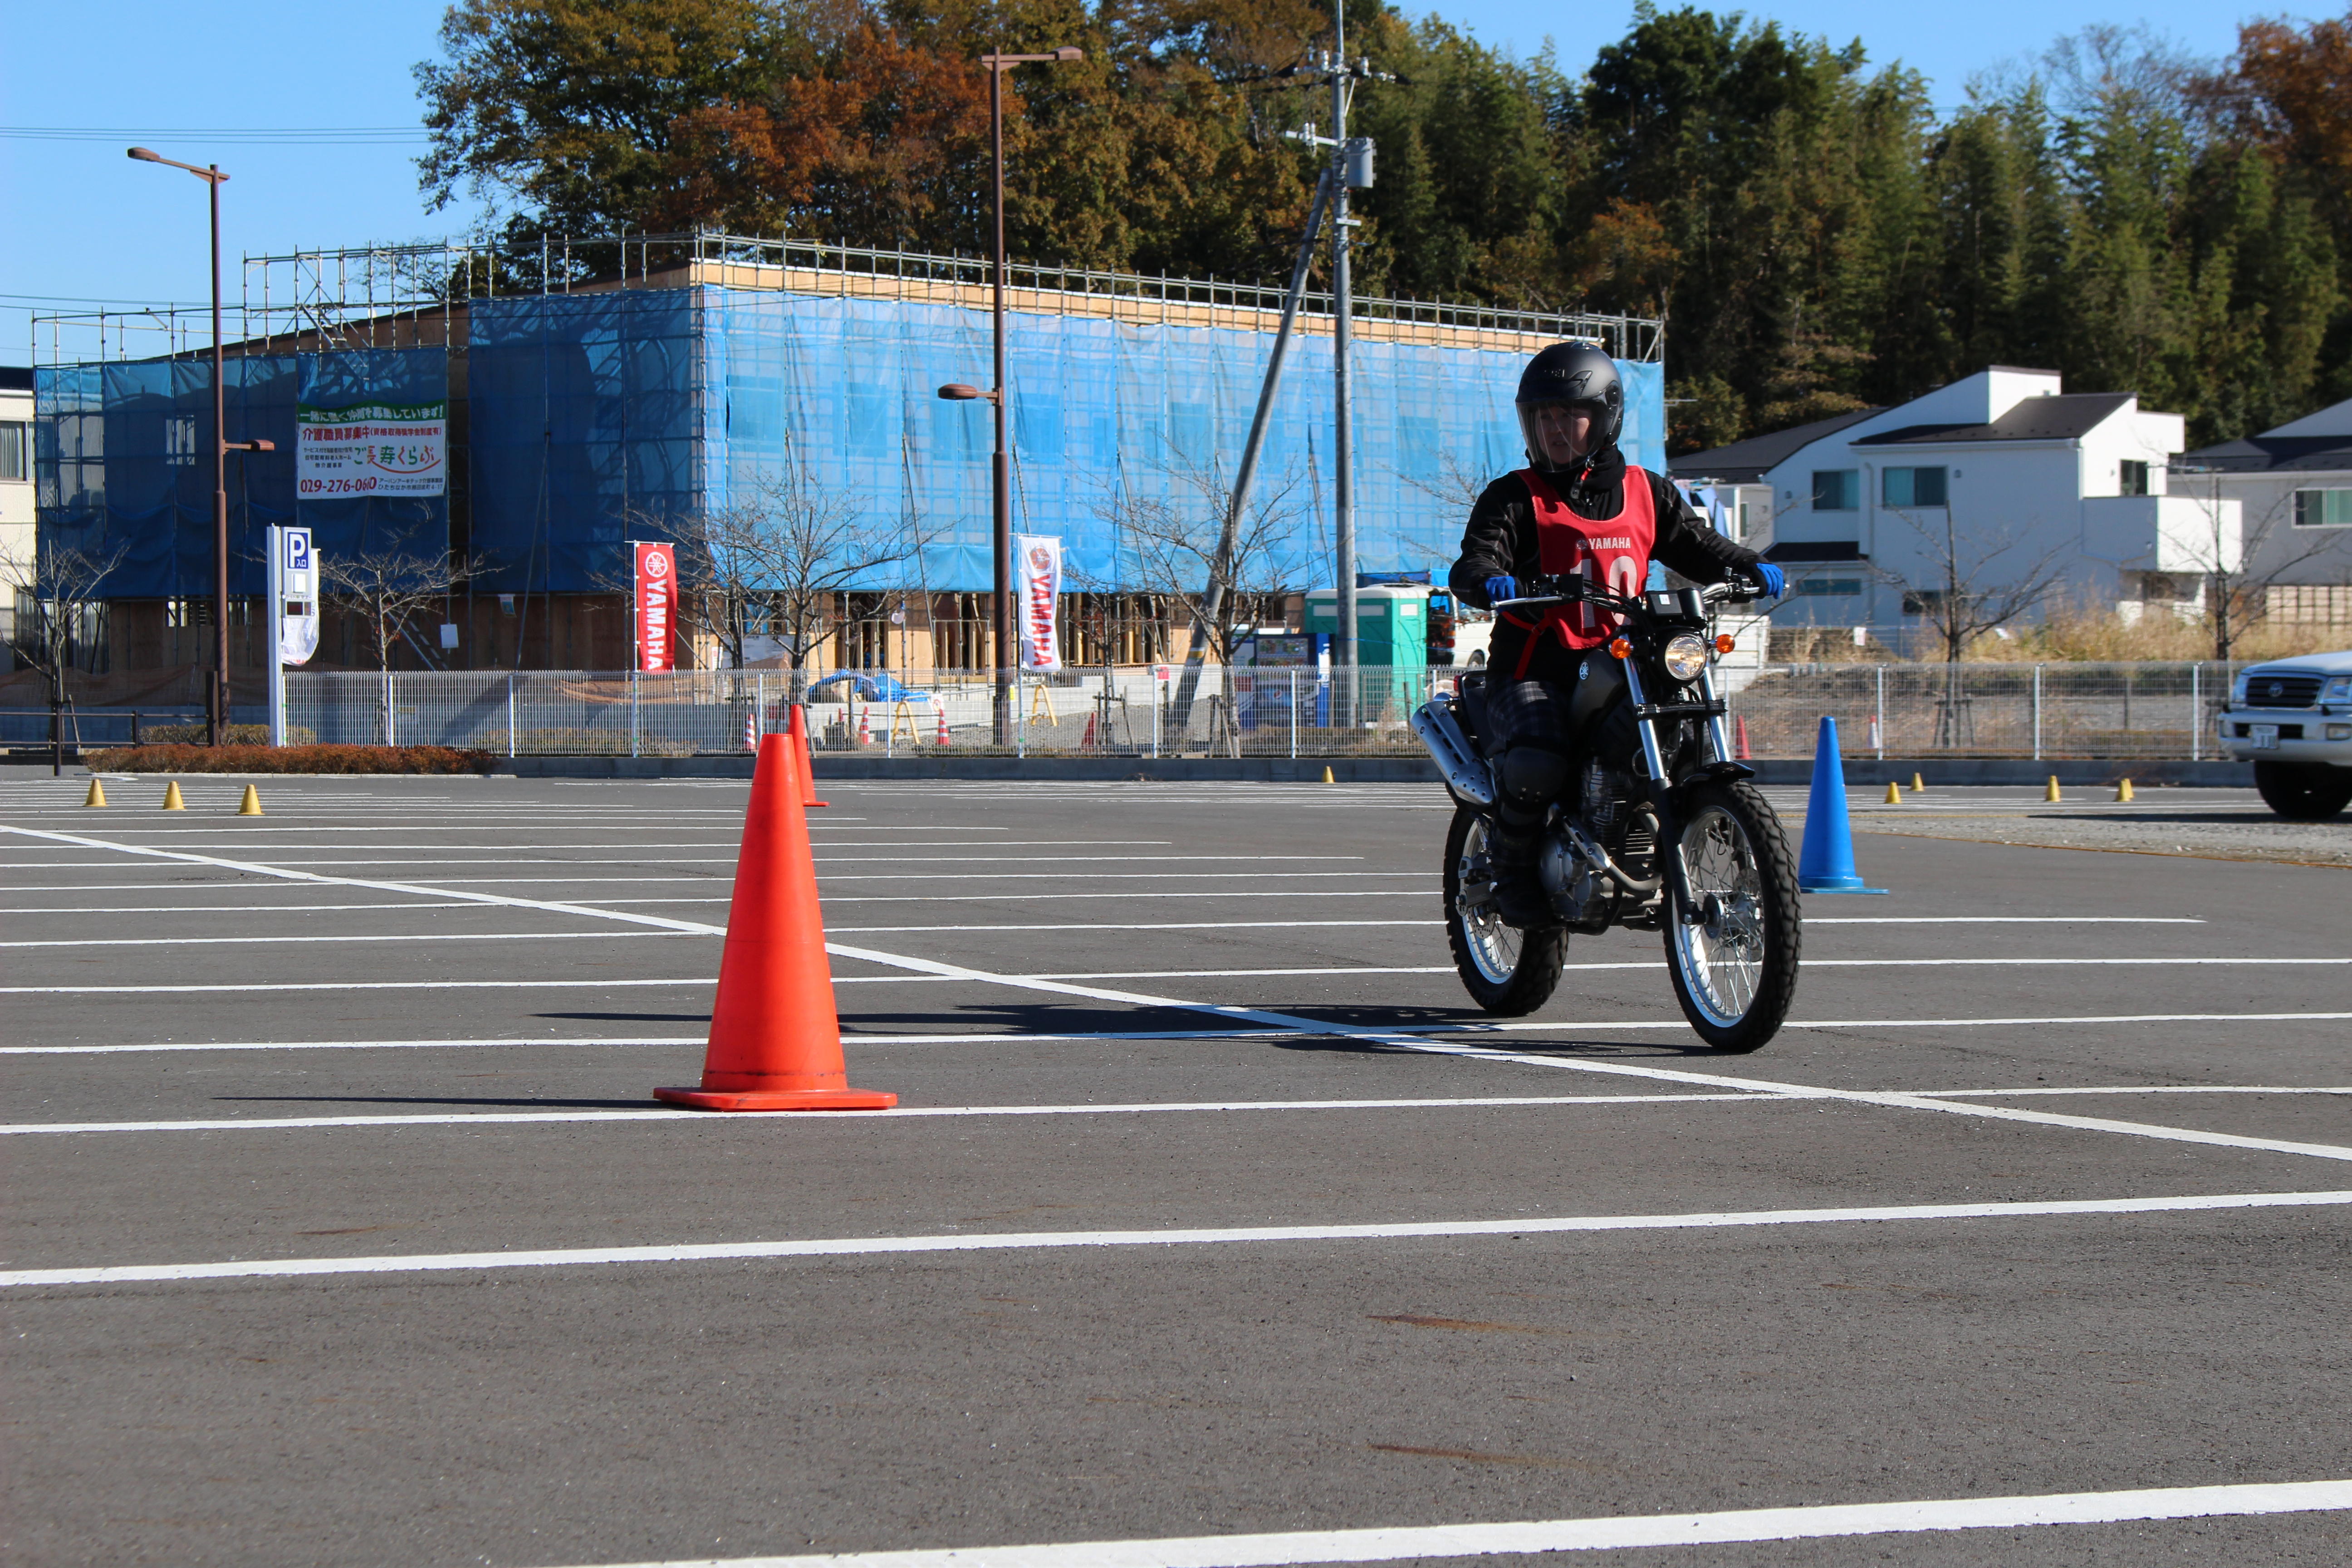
[129,147,272,746]
[940,45,1083,745]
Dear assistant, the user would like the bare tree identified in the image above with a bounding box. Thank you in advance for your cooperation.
[1879,508,2073,747]
[722,460,931,700]
[2163,470,2350,661]
[322,528,485,672]
[1097,452,1308,756]
[5,537,130,770]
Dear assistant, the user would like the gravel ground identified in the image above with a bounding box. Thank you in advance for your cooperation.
[1775,785,2352,867]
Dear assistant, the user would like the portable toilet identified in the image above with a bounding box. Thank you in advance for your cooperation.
[1303,586,1429,721]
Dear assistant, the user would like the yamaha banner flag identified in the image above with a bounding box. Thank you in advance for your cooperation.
[634,542,677,672]
[1014,534,1063,671]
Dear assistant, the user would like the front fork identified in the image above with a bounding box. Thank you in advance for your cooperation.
[1622,657,1706,925]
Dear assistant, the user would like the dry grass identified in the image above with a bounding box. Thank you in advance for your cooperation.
[1769,604,2351,665]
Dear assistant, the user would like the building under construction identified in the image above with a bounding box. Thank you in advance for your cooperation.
[29,231,1663,696]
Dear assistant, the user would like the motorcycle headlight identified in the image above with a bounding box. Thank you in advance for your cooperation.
[1662,633,1710,682]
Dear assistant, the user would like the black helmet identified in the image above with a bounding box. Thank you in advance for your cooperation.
[1515,341,1623,474]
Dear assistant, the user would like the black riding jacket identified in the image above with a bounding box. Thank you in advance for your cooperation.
[1448,448,1764,686]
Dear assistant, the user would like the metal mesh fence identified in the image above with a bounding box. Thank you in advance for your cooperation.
[245,660,2252,760]
[1723,662,2240,761]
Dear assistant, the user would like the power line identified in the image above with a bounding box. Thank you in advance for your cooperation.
[0,127,428,144]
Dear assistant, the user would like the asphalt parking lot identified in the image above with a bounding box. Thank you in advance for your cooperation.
[3,773,2348,1567]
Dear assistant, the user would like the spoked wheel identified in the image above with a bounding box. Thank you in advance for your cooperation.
[1662,780,1800,1052]
[1443,805,1565,1016]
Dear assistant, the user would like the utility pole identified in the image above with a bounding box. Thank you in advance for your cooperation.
[938,46,1085,746]
[128,147,274,745]
[1277,22,1389,721]
[1330,5,1356,701]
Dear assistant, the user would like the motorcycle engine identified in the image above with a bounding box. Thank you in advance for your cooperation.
[1539,821,1615,930]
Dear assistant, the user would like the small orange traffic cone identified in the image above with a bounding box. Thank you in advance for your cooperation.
[935,702,950,746]
[1079,711,1097,748]
[1734,716,1751,761]
[784,703,827,808]
[656,735,895,1112]
[856,704,872,745]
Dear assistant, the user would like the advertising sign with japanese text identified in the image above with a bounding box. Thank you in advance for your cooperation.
[296,398,447,497]
[634,541,677,672]
[1014,534,1062,670]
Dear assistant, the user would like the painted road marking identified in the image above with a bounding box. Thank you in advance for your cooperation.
[0,825,725,936]
[11,958,2339,996]
[10,1012,2350,1054]
[6,1190,2347,1289]
[0,1094,1770,1136]
[531,1479,2352,1566]
[11,1089,2345,1137]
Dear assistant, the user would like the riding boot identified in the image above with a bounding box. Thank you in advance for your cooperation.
[1486,819,1556,928]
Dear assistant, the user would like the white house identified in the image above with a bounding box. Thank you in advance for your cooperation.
[2179,395,2352,627]
[1674,368,2237,628]
[1,368,33,665]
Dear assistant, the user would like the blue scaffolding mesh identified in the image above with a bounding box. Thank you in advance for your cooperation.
[44,286,1663,601]
[468,285,1662,595]
[34,350,446,598]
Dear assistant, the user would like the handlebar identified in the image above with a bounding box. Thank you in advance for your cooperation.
[1492,574,1761,615]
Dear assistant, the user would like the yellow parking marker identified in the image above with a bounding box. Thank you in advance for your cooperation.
[237,784,264,817]
[83,779,107,809]
[1883,781,1902,804]
[161,781,186,811]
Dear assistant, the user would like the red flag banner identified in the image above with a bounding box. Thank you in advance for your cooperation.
[635,542,677,672]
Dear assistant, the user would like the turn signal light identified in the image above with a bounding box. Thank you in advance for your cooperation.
[1607,637,1632,659]
[1715,634,1735,654]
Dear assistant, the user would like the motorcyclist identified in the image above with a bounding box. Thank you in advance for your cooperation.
[1448,341,1784,926]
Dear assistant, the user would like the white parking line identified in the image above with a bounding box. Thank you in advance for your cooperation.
[0,932,698,949]
[530,1479,2352,1567]
[0,825,725,936]
[0,1094,1769,1136]
[7,1190,2346,1289]
[12,1012,2350,1056]
[16,958,2336,997]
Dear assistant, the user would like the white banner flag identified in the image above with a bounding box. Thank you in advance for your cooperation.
[1014,534,1063,670]
[297,398,447,497]
[277,526,319,667]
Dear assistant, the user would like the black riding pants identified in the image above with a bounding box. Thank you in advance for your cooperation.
[1482,656,1627,833]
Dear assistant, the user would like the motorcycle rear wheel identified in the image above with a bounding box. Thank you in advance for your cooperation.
[1662,780,1800,1053]
[1443,805,1566,1015]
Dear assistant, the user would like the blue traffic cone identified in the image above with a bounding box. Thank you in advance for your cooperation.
[1796,715,1887,895]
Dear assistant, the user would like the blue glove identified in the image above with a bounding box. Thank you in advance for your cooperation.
[1483,574,1520,606]
[1752,562,1786,598]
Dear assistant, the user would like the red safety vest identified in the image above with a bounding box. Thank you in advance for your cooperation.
[1503,466,1658,677]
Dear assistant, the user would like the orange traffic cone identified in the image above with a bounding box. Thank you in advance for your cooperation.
[856,704,872,745]
[1079,711,1097,748]
[656,735,895,1112]
[784,703,828,808]
[935,702,950,746]
[1734,716,1752,761]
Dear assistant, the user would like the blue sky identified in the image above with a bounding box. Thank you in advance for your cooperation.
[0,0,2284,364]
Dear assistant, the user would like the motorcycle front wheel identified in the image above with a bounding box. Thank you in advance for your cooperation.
[1443,805,1566,1015]
[1662,780,1800,1053]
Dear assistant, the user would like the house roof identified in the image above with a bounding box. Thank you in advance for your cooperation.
[1669,406,1884,484]
[1852,392,2135,447]
[2179,434,2352,476]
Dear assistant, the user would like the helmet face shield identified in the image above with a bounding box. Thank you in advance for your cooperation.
[1518,399,1611,473]
[1514,343,1625,473]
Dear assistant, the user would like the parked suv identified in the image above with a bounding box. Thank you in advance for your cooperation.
[2216,650,2352,819]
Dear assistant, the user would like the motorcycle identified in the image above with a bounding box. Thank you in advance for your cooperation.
[1410,575,1800,1053]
